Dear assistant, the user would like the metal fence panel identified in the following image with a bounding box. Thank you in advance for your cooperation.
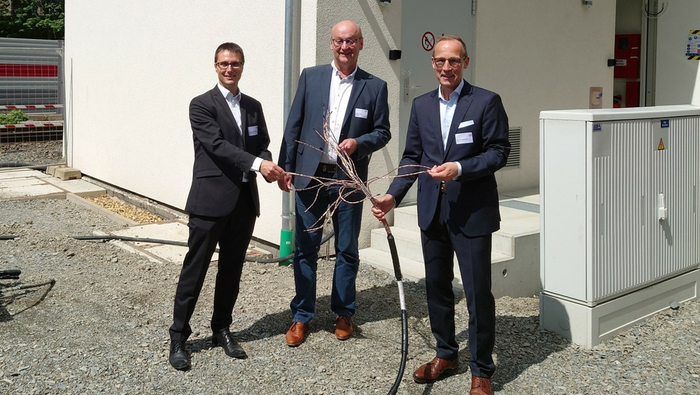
[0,38,64,168]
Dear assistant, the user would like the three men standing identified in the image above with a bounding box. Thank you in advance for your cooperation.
[170,26,507,395]
[372,35,510,395]
[277,20,391,346]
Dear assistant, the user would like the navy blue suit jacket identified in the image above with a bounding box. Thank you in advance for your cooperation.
[278,64,391,189]
[185,86,273,217]
[387,81,510,236]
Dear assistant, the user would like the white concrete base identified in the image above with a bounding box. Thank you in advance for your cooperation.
[540,269,700,348]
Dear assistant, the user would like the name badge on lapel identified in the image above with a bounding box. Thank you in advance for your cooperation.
[455,132,473,145]
[458,120,474,129]
[354,108,368,119]
[248,125,258,136]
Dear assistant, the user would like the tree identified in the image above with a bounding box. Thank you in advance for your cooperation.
[0,0,64,40]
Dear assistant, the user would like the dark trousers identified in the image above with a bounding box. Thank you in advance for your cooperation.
[169,185,256,342]
[420,192,496,378]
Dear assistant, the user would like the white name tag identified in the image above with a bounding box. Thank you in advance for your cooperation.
[455,132,473,145]
[248,125,258,136]
[458,120,475,129]
[355,108,369,119]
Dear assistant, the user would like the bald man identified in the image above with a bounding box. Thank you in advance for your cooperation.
[277,20,391,346]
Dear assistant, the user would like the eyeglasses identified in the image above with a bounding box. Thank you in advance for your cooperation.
[432,57,465,69]
[330,38,361,48]
[216,61,244,70]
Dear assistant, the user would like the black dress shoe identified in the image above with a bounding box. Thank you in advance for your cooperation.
[212,328,247,359]
[168,341,191,371]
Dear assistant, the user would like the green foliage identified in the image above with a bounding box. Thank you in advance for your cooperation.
[0,109,30,125]
[0,0,64,40]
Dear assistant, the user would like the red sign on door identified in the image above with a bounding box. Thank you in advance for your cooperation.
[422,32,435,51]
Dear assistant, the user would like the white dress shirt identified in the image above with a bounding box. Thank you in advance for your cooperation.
[437,80,464,177]
[321,62,356,164]
[217,83,262,181]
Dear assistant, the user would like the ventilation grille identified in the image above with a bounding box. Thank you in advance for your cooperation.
[506,127,521,168]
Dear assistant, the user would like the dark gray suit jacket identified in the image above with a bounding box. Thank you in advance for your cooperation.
[278,64,391,189]
[185,86,273,217]
[388,80,510,236]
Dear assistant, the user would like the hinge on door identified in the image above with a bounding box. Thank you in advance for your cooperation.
[472,0,477,15]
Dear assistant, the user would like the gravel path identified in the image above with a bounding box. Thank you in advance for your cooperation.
[1,195,699,394]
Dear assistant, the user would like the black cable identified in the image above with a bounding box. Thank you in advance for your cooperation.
[0,269,21,280]
[384,232,408,395]
[0,236,18,240]
[72,232,335,263]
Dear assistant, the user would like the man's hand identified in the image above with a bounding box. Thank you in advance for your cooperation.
[371,194,395,222]
[338,138,358,156]
[428,162,459,182]
[260,160,285,182]
[277,173,292,192]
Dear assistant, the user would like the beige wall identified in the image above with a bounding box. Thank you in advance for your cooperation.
[64,0,402,248]
[313,1,403,247]
[65,0,288,244]
[64,0,623,247]
[473,1,616,193]
[655,0,700,105]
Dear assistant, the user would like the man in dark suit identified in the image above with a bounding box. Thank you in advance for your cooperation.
[168,42,284,371]
[372,35,509,395]
[277,20,390,347]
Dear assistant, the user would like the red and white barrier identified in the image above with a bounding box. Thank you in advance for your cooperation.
[0,120,64,129]
[0,104,63,110]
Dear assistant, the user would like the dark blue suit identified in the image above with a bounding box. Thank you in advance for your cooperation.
[387,80,509,378]
[278,64,390,323]
[170,86,273,342]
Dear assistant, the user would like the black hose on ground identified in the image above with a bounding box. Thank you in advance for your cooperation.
[385,232,409,395]
[0,269,21,280]
[72,232,334,264]
[0,235,18,240]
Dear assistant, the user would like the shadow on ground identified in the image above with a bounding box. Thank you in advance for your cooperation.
[0,279,55,322]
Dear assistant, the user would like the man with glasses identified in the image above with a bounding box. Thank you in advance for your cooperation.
[372,35,509,395]
[277,20,390,347]
[168,42,284,371]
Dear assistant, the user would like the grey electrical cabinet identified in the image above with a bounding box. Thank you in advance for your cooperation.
[539,105,700,348]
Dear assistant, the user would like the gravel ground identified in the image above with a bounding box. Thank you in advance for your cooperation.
[1,188,699,394]
[0,140,63,167]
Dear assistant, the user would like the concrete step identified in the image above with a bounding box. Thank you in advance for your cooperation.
[360,191,542,298]
[359,248,426,282]
[372,218,516,259]
[393,205,418,229]
[359,245,524,297]
[369,226,422,258]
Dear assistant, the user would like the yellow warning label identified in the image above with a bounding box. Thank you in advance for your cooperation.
[691,30,700,34]
[688,55,700,61]
[658,138,665,150]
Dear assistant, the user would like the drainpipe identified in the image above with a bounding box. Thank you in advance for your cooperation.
[279,0,295,266]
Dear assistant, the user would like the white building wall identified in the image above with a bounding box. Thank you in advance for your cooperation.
[654,0,700,105]
[64,0,287,244]
[64,0,401,248]
[473,1,616,193]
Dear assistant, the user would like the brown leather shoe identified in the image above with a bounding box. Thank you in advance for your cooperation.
[285,322,309,347]
[470,376,492,395]
[334,315,353,340]
[412,356,459,384]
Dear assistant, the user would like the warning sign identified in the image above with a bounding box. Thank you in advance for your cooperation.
[658,138,665,150]
[687,30,700,60]
[422,32,435,52]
